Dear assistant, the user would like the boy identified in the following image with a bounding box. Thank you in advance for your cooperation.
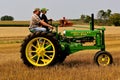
[41,8,50,31]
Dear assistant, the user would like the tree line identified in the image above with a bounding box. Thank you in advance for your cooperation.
[0,15,14,21]
[80,9,120,26]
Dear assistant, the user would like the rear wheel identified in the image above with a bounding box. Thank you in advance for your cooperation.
[94,51,113,66]
[20,32,61,67]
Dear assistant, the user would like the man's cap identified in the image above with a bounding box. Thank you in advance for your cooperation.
[33,8,40,11]
[41,8,49,12]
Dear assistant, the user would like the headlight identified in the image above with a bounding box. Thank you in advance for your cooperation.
[63,30,66,35]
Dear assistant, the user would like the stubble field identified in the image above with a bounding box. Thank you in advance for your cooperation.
[0,26,120,80]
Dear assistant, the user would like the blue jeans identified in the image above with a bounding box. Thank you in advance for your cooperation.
[29,27,46,32]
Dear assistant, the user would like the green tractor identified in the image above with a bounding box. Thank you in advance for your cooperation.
[20,14,113,67]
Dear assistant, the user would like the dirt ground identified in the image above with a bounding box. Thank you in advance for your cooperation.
[0,25,120,80]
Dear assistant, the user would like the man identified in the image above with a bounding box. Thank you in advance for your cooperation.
[29,8,53,32]
[41,8,49,31]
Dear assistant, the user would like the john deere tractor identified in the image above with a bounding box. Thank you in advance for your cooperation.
[20,14,113,67]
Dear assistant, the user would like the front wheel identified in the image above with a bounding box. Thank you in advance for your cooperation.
[94,51,113,66]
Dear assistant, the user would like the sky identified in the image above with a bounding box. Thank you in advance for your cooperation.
[0,0,120,20]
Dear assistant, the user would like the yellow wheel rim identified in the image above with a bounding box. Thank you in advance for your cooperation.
[25,37,55,67]
[98,54,110,66]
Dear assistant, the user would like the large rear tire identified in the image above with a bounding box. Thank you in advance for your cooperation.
[20,32,61,67]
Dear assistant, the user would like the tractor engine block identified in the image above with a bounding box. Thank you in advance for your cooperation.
[61,36,94,43]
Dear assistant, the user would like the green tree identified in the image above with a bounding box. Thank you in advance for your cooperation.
[110,13,120,26]
[80,14,85,21]
[97,10,105,20]
[97,9,111,20]
[1,15,14,21]
[106,9,112,20]
[84,15,91,23]
[80,14,91,23]
[97,9,112,26]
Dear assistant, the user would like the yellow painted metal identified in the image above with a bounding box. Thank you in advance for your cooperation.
[98,54,110,66]
[25,37,55,67]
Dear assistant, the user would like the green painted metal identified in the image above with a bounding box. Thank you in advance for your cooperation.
[59,29,105,54]
[56,25,106,54]
[53,14,106,55]
[64,30,100,37]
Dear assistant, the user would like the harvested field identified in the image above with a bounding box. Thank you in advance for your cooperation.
[0,25,120,80]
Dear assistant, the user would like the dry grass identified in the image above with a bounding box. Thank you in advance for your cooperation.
[0,25,120,80]
[0,21,29,25]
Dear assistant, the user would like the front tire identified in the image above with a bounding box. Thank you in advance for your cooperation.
[94,51,113,66]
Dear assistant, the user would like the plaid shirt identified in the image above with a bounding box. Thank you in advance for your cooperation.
[29,14,41,28]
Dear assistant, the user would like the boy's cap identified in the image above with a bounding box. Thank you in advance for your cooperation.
[41,8,49,12]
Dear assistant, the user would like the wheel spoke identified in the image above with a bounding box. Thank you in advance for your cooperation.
[44,54,51,59]
[31,44,37,49]
[37,40,40,48]
[42,39,46,47]
[45,44,52,49]
[41,55,44,60]
[36,56,40,64]
[29,50,36,53]
[31,54,38,59]
[46,51,54,53]
[41,59,50,64]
